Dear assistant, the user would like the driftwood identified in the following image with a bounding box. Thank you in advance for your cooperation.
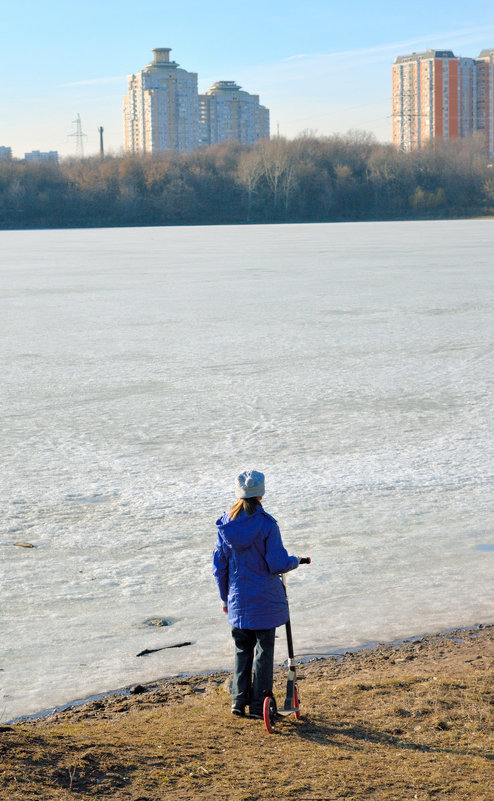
[136,642,192,657]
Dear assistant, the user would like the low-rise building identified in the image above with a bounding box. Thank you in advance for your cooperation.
[24,150,59,163]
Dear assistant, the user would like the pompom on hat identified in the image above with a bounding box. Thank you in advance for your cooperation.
[235,469,265,499]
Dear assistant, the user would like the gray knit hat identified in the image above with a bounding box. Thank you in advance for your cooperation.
[235,469,265,499]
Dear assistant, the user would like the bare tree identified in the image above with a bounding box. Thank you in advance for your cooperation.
[257,137,298,214]
[237,148,263,221]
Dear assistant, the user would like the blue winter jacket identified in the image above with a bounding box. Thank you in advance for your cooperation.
[212,508,298,630]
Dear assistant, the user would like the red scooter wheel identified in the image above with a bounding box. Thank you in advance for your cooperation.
[293,685,300,720]
[263,695,276,733]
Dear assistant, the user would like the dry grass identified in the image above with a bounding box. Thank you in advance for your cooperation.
[1,625,493,801]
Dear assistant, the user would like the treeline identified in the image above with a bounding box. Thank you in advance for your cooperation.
[1,132,493,229]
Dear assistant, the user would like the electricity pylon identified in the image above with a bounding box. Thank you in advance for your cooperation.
[69,114,87,158]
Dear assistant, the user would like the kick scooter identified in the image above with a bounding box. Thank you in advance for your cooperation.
[263,556,311,733]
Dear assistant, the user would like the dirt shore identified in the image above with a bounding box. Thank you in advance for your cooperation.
[1,624,493,800]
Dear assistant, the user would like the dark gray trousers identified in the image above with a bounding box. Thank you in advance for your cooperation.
[231,627,276,714]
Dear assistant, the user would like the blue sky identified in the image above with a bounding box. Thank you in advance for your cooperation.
[1,0,493,157]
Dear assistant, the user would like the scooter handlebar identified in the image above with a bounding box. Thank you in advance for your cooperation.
[299,557,311,564]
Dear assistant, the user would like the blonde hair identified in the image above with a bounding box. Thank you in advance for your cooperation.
[229,497,262,520]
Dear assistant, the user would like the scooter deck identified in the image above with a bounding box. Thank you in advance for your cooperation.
[277,707,299,717]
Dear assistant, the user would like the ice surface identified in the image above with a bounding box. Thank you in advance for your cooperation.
[1,220,493,721]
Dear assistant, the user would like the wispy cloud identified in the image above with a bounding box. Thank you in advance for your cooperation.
[224,24,494,108]
[59,75,125,88]
[282,54,311,62]
[279,25,494,67]
[235,24,494,89]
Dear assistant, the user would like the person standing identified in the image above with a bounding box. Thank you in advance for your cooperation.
[212,470,299,718]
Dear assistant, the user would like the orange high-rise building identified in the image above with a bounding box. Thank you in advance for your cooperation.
[392,49,494,160]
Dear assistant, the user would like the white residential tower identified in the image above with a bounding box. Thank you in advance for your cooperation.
[124,48,199,154]
[198,81,270,148]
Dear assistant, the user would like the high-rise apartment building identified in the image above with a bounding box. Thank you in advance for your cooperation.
[198,81,270,148]
[124,48,198,154]
[476,49,494,162]
[392,49,494,160]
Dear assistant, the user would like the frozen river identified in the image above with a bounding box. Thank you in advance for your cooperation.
[1,219,493,721]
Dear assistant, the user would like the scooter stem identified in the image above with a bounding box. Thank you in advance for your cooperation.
[282,574,296,660]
